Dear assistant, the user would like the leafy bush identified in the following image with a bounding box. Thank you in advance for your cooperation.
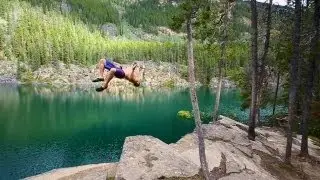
[179,65,188,80]
[177,110,192,119]
[163,79,175,88]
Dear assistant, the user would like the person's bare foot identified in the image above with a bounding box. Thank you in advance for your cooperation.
[95,86,106,92]
[132,62,138,69]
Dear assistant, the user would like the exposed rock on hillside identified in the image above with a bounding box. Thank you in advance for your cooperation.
[101,23,118,37]
[0,60,194,90]
[0,60,17,83]
[210,77,237,89]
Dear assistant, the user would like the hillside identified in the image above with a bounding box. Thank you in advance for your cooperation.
[0,0,290,85]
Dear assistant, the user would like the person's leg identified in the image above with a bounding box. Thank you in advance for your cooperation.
[93,59,106,82]
[96,68,116,92]
[98,59,105,78]
[136,64,145,82]
[131,64,145,87]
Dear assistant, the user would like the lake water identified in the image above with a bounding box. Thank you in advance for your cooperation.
[0,84,280,179]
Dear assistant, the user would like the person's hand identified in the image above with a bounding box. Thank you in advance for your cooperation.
[95,86,106,92]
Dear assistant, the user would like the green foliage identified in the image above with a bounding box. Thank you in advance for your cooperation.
[24,0,120,26]
[124,0,176,32]
[177,110,192,119]
[200,111,213,123]
[194,1,221,44]
[163,79,175,88]
[169,0,204,32]
[0,18,6,57]
[18,67,35,83]
[228,67,249,109]
[179,65,188,80]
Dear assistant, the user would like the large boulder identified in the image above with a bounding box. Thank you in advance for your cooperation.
[0,60,18,83]
[210,77,236,89]
[25,163,118,180]
[170,133,272,178]
[115,136,199,180]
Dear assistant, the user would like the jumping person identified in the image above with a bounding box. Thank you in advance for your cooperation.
[92,58,145,92]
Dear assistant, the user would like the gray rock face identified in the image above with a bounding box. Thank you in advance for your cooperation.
[101,23,118,37]
[113,116,320,180]
[0,60,192,91]
[115,136,199,180]
[210,77,237,89]
[219,171,274,180]
[60,0,71,13]
[0,75,17,84]
[25,163,117,180]
[0,60,18,84]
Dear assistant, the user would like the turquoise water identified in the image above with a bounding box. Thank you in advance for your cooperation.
[0,84,279,179]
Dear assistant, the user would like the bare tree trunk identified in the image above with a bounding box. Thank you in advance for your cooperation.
[256,0,273,125]
[273,71,280,115]
[285,0,301,164]
[300,0,320,157]
[213,1,230,122]
[213,60,223,121]
[186,19,210,180]
[256,102,261,125]
[248,0,258,141]
[315,71,320,101]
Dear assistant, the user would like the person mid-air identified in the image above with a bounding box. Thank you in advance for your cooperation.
[92,58,145,92]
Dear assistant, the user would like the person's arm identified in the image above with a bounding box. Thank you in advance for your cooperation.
[136,65,145,83]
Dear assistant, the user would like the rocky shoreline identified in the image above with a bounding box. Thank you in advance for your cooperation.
[0,60,238,91]
[0,60,193,90]
[25,116,320,180]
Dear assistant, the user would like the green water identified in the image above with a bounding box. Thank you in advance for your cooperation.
[0,84,278,179]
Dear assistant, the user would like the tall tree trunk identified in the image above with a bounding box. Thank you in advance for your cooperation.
[300,0,320,156]
[315,71,320,101]
[256,103,260,125]
[186,18,210,180]
[213,1,230,122]
[285,0,301,164]
[248,0,258,141]
[256,0,273,125]
[273,71,280,115]
[213,59,223,121]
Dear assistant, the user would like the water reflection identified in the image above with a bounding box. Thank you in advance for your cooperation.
[0,84,285,179]
[0,85,197,179]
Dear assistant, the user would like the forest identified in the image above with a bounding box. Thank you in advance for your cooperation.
[169,0,319,178]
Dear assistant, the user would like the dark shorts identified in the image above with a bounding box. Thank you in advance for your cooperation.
[104,59,125,79]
